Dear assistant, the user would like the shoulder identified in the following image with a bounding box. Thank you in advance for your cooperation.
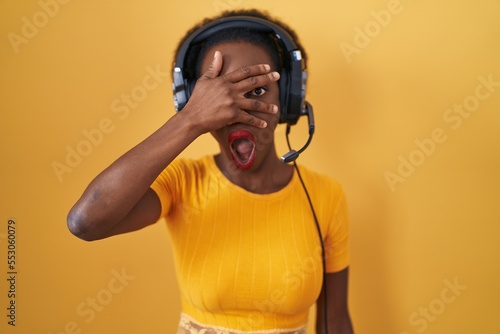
[294,164,347,219]
[159,155,212,177]
[296,164,344,196]
[153,155,215,193]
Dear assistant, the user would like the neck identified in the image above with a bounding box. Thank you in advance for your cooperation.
[214,149,294,194]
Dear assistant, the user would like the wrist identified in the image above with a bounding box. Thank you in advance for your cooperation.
[170,109,206,139]
[172,106,209,140]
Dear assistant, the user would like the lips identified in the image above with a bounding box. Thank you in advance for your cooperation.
[228,129,256,170]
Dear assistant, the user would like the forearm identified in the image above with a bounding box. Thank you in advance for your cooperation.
[316,310,353,334]
[316,269,354,334]
[328,314,353,334]
[67,112,201,239]
[68,55,279,241]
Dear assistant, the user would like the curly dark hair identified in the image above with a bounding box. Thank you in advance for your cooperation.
[173,9,308,81]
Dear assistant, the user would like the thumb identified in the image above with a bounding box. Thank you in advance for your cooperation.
[202,51,222,79]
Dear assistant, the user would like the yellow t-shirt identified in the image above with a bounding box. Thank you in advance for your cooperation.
[151,155,350,331]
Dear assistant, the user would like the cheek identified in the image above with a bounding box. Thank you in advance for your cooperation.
[256,111,279,144]
[270,86,281,116]
[267,112,280,129]
[256,126,276,148]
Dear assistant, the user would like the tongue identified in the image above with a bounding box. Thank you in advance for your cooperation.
[233,138,254,160]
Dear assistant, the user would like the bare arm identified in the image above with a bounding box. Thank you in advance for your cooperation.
[316,267,354,334]
[66,112,199,241]
[67,51,280,241]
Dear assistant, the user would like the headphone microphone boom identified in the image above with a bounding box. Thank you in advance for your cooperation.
[281,101,315,163]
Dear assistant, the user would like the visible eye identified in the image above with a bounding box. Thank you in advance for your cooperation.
[245,86,268,98]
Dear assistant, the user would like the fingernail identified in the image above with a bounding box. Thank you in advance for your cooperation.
[273,72,280,79]
[264,64,270,71]
[262,121,268,128]
[273,105,278,113]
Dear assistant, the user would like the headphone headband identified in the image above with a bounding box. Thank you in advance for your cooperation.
[172,15,308,125]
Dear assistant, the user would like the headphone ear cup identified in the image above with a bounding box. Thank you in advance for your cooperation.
[173,67,187,112]
[284,54,306,125]
[278,69,288,123]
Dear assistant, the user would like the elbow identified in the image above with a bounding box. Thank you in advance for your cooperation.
[66,207,102,242]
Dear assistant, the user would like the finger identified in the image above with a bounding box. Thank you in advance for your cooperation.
[237,98,279,115]
[234,112,269,129]
[201,51,223,80]
[224,64,272,83]
[235,71,280,92]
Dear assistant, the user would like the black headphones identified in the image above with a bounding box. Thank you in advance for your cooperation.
[172,16,309,125]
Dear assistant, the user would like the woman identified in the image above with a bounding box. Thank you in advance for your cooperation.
[68,9,353,334]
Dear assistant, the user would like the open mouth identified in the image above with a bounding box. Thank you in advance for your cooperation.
[228,129,256,170]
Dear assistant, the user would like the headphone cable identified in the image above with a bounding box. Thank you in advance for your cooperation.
[285,125,329,334]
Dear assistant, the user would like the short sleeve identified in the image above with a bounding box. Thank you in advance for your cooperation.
[150,181,170,220]
[150,159,188,220]
[324,188,350,273]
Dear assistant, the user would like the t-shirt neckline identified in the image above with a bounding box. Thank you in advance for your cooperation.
[205,155,298,200]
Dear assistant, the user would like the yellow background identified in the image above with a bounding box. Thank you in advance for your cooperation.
[1,0,499,333]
